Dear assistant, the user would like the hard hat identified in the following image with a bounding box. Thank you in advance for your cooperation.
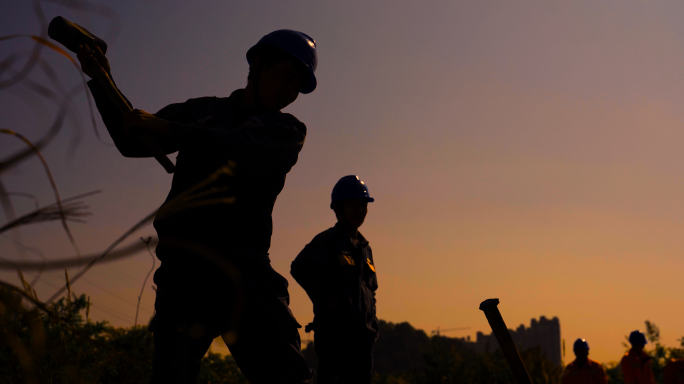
[246,30,318,94]
[331,175,375,208]
[629,330,648,345]
[573,338,590,351]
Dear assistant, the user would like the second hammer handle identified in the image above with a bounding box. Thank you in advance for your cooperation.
[93,69,175,174]
[480,299,533,384]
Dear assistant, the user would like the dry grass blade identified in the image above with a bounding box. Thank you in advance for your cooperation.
[41,162,237,301]
[0,237,157,271]
[0,179,28,259]
[0,36,44,89]
[0,34,104,141]
[0,83,83,173]
[36,58,92,152]
[0,200,91,234]
[46,210,157,303]
[0,191,40,210]
[135,237,156,326]
[156,163,235,219]
[0,129,82,259]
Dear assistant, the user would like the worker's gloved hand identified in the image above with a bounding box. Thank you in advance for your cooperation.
[123,109,172,136]
[76,44,110,79]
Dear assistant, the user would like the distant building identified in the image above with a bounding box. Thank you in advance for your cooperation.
[473,316,561,366]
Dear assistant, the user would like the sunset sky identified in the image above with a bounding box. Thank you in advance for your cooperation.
[2,0,684,364]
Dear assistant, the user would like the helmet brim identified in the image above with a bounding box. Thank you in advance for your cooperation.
[246,35,317,94]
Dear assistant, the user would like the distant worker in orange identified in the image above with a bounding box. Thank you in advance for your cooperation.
[664,358,684,384]
[621,330,655,384]
[561,338,607,384]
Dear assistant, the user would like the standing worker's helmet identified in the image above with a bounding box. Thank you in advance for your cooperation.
[629,330,648,345]
[573,338,590,351]
[331,175,375,208]
[246,30,318,94]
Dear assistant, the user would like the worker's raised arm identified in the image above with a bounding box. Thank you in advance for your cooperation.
[87,79,186,157]
[79,44,182,158]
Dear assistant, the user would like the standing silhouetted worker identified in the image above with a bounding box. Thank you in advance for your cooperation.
[621,330,655,384]
[291,175,379,384]
[664,358,684,384]
[77,30,318,383]
[561,338,607,384]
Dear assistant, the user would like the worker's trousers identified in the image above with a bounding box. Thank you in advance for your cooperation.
[313,327,373,384]
[149,250,312,384]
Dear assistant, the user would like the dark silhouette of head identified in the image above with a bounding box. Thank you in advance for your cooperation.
[245,46,308,112]
[244,30,317,112]
[332,198,369,230]
[629,330,647,352]
[330,176,374,231]
[573,338,589,364]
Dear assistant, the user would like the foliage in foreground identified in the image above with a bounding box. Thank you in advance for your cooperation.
[0,286,248,384]
[371,339,561,384]
[3,289,682,384]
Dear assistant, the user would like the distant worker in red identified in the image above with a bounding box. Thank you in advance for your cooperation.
[291,175,379,384]
[562,338,607,384]
[621,330,655,384]
[664,358,684,384]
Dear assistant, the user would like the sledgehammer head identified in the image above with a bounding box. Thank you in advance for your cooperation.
[48,16,107,54]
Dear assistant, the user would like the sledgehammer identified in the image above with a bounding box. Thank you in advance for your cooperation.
[479,298,532,384]
[48,16,175,174]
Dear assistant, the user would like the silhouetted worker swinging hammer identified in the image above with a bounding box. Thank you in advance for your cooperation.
[71,23,318,384]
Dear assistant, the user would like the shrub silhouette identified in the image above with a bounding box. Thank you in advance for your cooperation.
[0,286,248,384]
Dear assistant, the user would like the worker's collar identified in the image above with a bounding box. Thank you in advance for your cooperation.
[333,222,369,247]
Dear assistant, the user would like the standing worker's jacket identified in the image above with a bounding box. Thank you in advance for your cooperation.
[561,359,607,384]
[621,349,656,384]
[87,80,306,259]
[291,223,379,343]
[664,359,684,384]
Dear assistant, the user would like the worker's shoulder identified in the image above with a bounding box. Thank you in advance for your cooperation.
[259,112,307,135]
[304,226,342,250]
[177,95,229,113]
[182,95,226,104]
[587,359,605,370]
[620,352,634,364]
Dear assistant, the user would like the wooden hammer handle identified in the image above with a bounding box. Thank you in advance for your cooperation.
[479,299,533,384]
[93,69,175,174]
